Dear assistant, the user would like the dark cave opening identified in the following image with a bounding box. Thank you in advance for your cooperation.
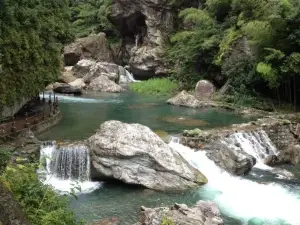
[120,12,147,46]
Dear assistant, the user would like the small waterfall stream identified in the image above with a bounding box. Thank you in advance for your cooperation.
[223,130,278,161]
[40,142,101,194]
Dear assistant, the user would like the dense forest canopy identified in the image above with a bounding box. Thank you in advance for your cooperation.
[167,0,300,107]
[0,0,73,107]
[69,0,115,38]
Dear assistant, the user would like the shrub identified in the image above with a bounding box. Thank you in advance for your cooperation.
[0,164,82,225]
[161,217,175,225]
[129,78,179,96]
[0,150,11,174]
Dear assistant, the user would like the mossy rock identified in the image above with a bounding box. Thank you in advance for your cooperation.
[154,130,169,143]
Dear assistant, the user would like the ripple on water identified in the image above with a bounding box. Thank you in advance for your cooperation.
[160,115,209,126]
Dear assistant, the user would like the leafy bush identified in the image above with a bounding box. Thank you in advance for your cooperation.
[0,164,82,225]
[167,1,300,108]
[129,78,179,96]
[0,0,73,107]
[0,149,10,174]
[161,217,175,225]
[70,0,117,38]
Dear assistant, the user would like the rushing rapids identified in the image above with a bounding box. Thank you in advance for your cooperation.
[169,139,300,225]
[39,142,101,194]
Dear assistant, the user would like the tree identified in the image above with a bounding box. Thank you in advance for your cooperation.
[0,0,73,107]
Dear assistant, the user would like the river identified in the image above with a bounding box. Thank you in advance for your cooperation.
[38,91,300,225]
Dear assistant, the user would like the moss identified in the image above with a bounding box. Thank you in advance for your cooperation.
[161,217,175,225]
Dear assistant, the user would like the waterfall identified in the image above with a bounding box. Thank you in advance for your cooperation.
[51,144,90,181]
[40,142,101,194]
[169,140,300,225]
[118,65,140,84]
[135,34,140,48]
[125,69,139,82]
[224,130,278,161]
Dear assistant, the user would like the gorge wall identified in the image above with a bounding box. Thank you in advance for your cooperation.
[109,0,200,78]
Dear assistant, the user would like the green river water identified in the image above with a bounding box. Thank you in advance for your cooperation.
[38,91,300,225]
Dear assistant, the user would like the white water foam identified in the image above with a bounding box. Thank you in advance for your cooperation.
[39,93,123,104]
[40,142,101,194]
[170,141,300,225]
[125,69,140,83]
[223,130,294,179]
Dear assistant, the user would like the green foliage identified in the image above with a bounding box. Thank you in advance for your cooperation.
[257,62,278,88]
[167,8,220,88]
[70,0,116,38]
[0,150,11,174]
[0,0,73,107]
[242,20,274,47]
[0,164,82,225]
[160,217,175,225]
[167,0,300,107]
[129,79,178,96]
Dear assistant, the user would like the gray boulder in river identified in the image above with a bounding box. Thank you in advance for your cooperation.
[134,201,224,225]
[88,120,207,191]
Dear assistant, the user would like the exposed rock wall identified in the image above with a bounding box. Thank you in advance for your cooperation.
[263,124,299,151]
[110,0,199,78]
[63,33,114,66]
[0,183,30,225]
[1,97,30,120]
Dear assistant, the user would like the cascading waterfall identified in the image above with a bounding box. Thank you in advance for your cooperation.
[51,144,90,181]
[220,130,278,171]
[220,130,294,180]
[40,142,101,194]
[224,130,278,161]
[125,69,139,83]
[118,65,140,84]
[169,139,300,225]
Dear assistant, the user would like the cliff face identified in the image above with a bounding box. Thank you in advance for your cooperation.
[110,0,199,78]
[0,183,30,225]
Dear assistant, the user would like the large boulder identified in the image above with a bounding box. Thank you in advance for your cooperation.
[134,201,223,225]
[264,144,300,166]
[0,97,31,119]
[53,84,82,95]
[73,59,120,83]
[88,121,207,191]
[201,140,256,175]
[167,91,202,108]
[69,78,86,89]
[63,33,114,66]
[195,80,215,101]
[181,129,257,175]
[89,76,124,93]
[58,70,77,83]
[129,45,168,78]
